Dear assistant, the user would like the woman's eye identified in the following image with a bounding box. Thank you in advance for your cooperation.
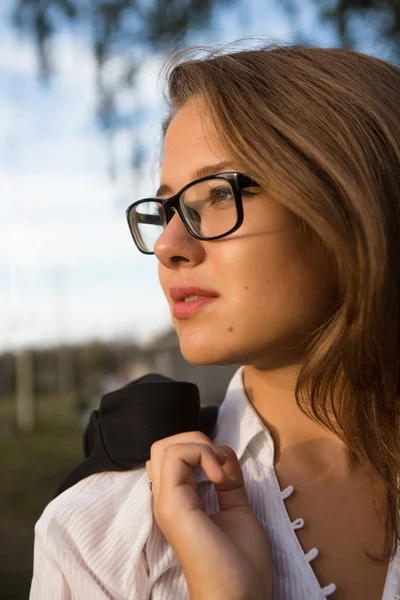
[209,187,233,203]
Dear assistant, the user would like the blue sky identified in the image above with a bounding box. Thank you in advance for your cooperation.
[0,0,339,351]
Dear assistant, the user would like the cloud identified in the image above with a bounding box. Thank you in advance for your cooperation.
[0,24,37,76]
[0,17,95,83]
[0,19,168,350]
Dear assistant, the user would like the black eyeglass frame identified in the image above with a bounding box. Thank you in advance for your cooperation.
[125,171,259,255]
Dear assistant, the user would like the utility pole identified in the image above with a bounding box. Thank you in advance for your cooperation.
[15,348,35,433]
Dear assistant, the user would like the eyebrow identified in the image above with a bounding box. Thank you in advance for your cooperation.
[156,161,236,197]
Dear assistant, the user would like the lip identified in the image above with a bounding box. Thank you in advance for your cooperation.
[169,284,219,320]
[173,297,217,319]
[169,284,219,304]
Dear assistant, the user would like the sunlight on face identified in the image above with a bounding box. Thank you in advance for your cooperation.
[155,97,337,370]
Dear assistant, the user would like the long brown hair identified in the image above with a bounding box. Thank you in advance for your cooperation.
[160,43,400,561]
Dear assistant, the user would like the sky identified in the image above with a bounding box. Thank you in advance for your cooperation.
[0,0,340,352]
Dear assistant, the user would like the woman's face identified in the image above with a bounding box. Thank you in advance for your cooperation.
[155,98,337,369]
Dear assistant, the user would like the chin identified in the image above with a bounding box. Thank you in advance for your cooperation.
[176,325,245,366]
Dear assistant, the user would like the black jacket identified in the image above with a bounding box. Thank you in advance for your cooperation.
[56,373,219,497]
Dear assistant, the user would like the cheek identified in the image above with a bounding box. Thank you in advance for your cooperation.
[221,203,305,301]
[220,231,334,334]
[222,234,298,294]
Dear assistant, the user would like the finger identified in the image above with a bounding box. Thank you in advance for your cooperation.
[156,443,227,512]
[213,445,252,512]
[153,430,214,447]
[161,443,227,486]
[149,432,222,495]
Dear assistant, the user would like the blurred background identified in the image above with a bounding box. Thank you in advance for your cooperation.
[0,0,399,597]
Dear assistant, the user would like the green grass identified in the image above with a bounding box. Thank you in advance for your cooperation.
[0,394,84,600]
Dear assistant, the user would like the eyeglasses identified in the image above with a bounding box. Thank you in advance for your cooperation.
[126,171,259,255]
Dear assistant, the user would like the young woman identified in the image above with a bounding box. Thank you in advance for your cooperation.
[30,44,400,600]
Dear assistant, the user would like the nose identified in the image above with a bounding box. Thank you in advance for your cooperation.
[154,211,205,269]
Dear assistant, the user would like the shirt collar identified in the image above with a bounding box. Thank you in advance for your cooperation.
[195,366,271,483]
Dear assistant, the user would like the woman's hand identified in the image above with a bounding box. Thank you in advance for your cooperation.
[145,432,271,600]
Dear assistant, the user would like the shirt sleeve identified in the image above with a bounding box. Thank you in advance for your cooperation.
[30,470,153,600]
[30,530,70,599]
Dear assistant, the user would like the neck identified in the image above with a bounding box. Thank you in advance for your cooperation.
[242,364,355,480]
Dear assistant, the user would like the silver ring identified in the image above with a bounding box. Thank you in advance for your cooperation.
[148,479,153,492]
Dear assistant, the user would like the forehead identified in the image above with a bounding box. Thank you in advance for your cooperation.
[161,98,229,184]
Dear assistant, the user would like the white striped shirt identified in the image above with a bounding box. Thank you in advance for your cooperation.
[30,367,400,600]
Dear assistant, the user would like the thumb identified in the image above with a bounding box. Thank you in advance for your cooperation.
[214,444,252,512]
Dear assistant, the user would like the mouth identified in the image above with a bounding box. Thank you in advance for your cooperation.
[169,284,219,320]
[169,284,219,303]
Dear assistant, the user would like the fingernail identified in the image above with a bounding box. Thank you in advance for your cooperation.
[214,446,228,465]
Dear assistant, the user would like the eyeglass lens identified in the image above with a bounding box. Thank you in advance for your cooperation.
[130,178,238,253]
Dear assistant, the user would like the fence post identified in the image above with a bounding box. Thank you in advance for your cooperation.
[15,349,35,433]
